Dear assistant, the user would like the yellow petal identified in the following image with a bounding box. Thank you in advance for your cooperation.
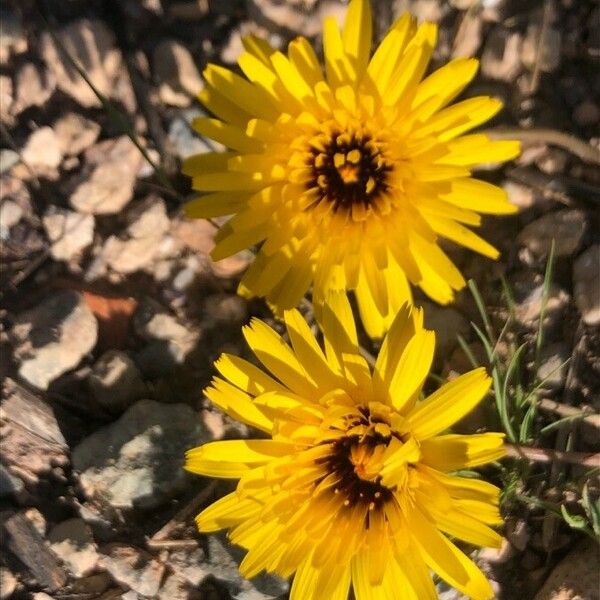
[214,353,288,396]
[182,151,235,176]
[425,215,500,259]
[424,467,501,504]
[411,57,479,118]
[393,545,438,600]
[184,192,248,218]
[204,377,273,433]
[192,117,258,153]
[243,318,319,397]
[438,134,521,166]
[197,85,251,128]
[319,290,372,390]
[408,506,495,600]
[342,0,372,78]
[323,16,354,88]
[385,22,437,107]
[372,304,420,400]
[196,492,262,532]
[439,178,518,215]
[284,309,341,389]
[271,51,314,102]
[242,34,277,66]
[367,13,415,96]
[388,328,435,412]
[288,37,324,88]
[203,63,279,120]
[414,96,502,141]
[408,368,492,439]
[420,433,506,471]
[190,439,294,463]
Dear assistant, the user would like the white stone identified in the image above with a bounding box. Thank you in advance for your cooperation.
[43,207,94,261]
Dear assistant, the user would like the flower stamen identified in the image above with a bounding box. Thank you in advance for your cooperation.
[306,131,392,213]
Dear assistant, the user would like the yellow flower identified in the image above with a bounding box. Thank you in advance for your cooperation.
[184,0,520,338]
[186,293,505,600]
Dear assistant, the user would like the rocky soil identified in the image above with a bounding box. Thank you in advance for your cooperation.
[1,1,599,599]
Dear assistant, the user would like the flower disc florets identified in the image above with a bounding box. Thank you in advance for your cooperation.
[186,294,506,600]
[306,129,393,214]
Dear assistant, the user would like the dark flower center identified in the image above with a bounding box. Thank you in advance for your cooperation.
[307,132,392,212]
[316,406,395,512]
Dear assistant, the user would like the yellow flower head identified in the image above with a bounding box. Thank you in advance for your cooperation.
[186,293,505,600]
[184,0,520,338]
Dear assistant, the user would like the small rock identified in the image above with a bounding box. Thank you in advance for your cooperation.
[513,280,570,331]
[0,8,27,63]
[89,350,145,412]
[0,74,14,124]
[102,235,164,274]
[573,100,600,127]
[480,27,522,82]
[100,545,165,598]
[128,199,170,239]
[211,251,253,279]
[0,150,19,174]
[503,180,535,210]
[133,299,199,375]
[172,217,215,254]
[0,567,18,599]
[24,507,47,537]
[168,548,208,587]
[168,1,209,19]
[134,298,192,342]
[70,573,113,597]
[478,538,515,565]
[536,342,569,390]
[452,11,482,58]
[21,127,63,172]
[203,294,248,327]
[0,199,23,239]
[11,62,55,115]
[54,113,101,157]
[0,463,25,499]
[534,541,598,600]
[171,256,203,291]
[169,109,214,159]
[207,535,288,599]
[450,0,477,8]
[40,19,122,108]
[522,23,561,73]
[536,148,569,176]
[32,595,55,600]
[100,199,171,274]
[43,207,95,261]
[11,290,98,389]
[72,400,207,510]
[159,574,203,600]
[246,0,345,37]
[48,518,99,578]
[409,0,444,22]
[154,40,203,107]
[135,340,195,377]
[418,301,469,359]
[70,137,142,214]
[573,244,600,326]
[517,210,587,260]
[1,380,69,483]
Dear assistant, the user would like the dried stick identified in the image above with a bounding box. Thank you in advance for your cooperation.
[486,127,600,165]
[505,444,600,468]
